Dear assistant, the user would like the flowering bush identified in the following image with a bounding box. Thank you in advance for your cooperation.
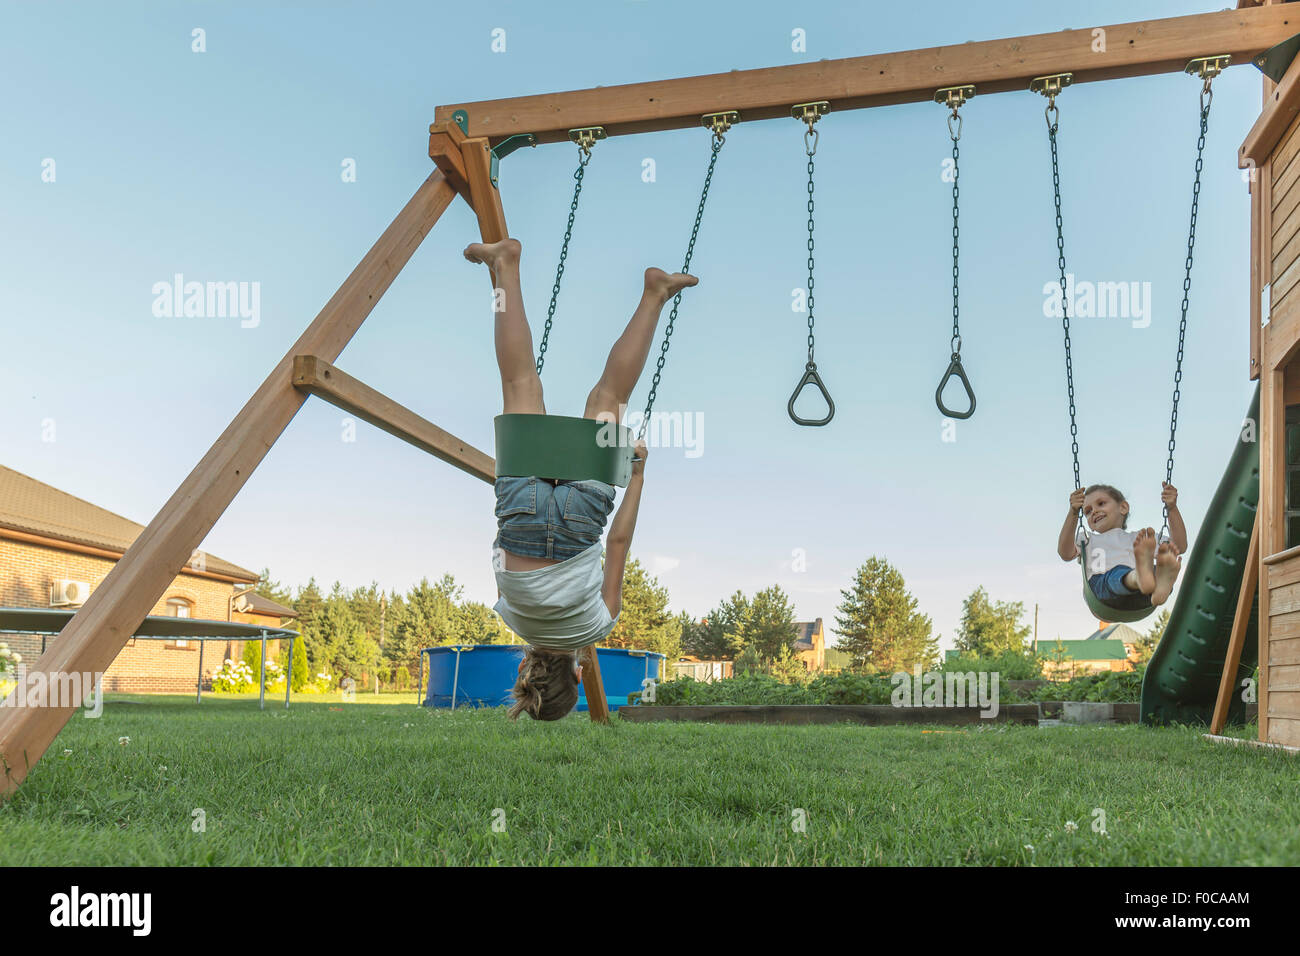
[210,658,256,693]
[0,641,21,701]
[263,659,286,691]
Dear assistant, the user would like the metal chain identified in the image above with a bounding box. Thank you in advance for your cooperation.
[805,126,818,363]
[638,132,726,439]
[535,145,592,376]
[950,116,961,356]
[1161,81,1213,538]
[1046,100,1082,531]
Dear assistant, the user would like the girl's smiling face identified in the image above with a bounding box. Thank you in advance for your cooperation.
[1083,489,1129,532]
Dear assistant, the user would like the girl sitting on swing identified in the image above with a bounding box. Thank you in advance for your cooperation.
[464,237,696,720]
[1056,482,1187,612]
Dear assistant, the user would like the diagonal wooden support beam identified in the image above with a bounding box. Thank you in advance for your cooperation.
[292,354,495,483]
[0,171,458,796]
[1211,512,1260,734]
[435,6,1298,144]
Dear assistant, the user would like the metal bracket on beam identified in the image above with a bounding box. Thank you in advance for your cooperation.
[702,110,740,138]
[1029,73,1073,102]
[451,110,470,135]
[934,85,976,111]
[489,133,539,187]
[1254,33,1300,82]
[1186,54,1231,82]
[568,126,606,152]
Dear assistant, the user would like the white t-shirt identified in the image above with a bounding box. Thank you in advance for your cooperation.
[1075,527,1166,575]
[493,542,619,649]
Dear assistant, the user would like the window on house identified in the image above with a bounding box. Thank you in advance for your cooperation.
[167,598,192,647]
[1287,406,1300,550]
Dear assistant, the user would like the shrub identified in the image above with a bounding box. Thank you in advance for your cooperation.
[210,658,255,693]
[940,649,1044,681]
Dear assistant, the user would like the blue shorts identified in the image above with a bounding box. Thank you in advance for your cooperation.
[493,476,616,561]
[1088,566,1152,611]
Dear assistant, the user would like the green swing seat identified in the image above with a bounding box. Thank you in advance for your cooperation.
[494,413,635,487]
[1077,553,1157,624]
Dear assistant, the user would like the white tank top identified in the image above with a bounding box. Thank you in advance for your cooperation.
[493,542,619,649]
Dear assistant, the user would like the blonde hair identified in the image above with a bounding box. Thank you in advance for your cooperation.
[508,646,580,721]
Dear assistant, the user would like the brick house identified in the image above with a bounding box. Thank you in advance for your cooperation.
[0,465,295,693]
[793,618,826,672]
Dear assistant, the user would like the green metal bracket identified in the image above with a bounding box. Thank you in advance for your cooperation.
[451,110,470,136]
[489,133,538,188]
[1254,33,1300,82]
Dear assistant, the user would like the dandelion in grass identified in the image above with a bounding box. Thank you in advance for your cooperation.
[1064,820,1078,832]
[1024,844,1035,853]
[62,749,72,756]
[118,736,130,746]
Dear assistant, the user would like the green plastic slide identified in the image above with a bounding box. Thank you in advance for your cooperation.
[1140,384,1260,725]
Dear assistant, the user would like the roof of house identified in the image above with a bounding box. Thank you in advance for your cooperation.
[1039,639,1130,661]
[236,591,298,619]
[0,465,258,582]
[792,618,823,650]
[1084,622,1145,643]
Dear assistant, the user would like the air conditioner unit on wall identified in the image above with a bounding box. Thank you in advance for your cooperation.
[50,579,91,606]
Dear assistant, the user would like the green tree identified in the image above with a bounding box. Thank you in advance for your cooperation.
[289,631,310,691]
[606,558,682,665]
[388,575,461,673]
[953,586,1032,656]
[240,636,263,681]
[687,591,749,659]
[834,557,937,672]
[733,585,798,661]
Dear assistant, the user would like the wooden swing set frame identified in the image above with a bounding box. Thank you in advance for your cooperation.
[3,3,1297,796]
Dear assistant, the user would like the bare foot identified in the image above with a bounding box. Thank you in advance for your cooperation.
[1133,527,1157,595]
[464,238,522,272]
[645,267,697,302]
[1151,541,1181,606]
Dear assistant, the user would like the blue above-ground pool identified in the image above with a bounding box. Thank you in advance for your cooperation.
[419,644,664,713]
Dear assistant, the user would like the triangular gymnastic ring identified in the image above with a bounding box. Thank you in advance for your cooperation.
[788,362,835,426]
[935,352,976,420]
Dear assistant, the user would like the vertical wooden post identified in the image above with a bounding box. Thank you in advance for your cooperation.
[0,172,458,796]
[1259,368,1285,742]
[581,645,610,724]
[1211,513,1260,734]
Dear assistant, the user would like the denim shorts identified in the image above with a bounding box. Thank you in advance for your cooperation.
[493,476,616,560]
[1088,566,1152,611]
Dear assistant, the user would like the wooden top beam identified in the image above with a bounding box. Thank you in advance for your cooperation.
[435,6,1297,145]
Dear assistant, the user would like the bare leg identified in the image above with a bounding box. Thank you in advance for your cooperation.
[583,268,698,422]
[1132,528,1157,595]
[464,238,544,415]
[1151,541,1181,606]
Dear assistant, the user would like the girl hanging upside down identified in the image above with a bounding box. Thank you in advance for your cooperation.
[464,237,697,721]
[1057,483,1187,611]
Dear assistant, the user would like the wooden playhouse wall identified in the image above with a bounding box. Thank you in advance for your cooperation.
[1242,41,1300,747]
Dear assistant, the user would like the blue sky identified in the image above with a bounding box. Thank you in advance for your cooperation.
[0,0,1264,651]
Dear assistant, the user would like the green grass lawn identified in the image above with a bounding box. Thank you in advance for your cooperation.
[1,694,1295,865]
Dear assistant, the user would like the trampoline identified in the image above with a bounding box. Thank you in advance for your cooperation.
[0,606,299,709]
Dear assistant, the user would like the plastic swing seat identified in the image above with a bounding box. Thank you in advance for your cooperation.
[494,413,636,487]
[1077,556,1157,624]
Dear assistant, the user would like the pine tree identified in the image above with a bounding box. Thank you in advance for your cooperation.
[834,557,937,672]
[734,585,798,661]
[606,558,682,664]
[688,591,749,659]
